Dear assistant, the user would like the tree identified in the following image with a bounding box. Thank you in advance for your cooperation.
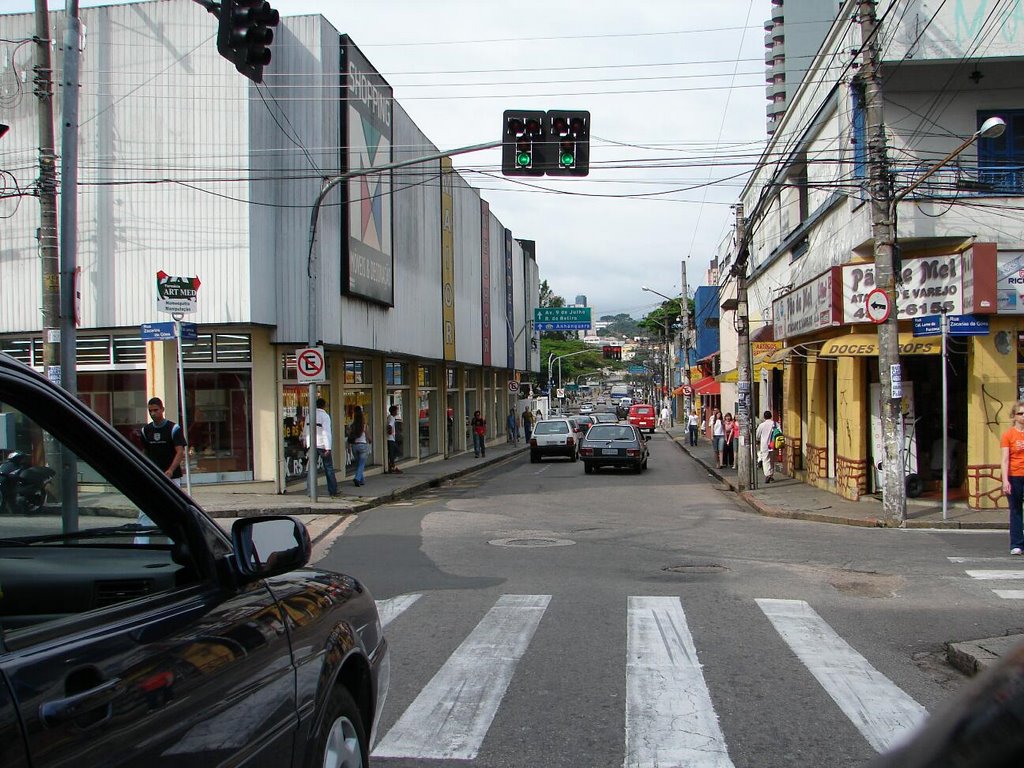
[539,279,565,308]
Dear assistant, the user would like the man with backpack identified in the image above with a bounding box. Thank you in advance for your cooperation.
[755,410,780,484]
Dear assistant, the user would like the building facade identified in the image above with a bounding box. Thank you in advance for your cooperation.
[0,1,540,489]
[719,0,1024,509]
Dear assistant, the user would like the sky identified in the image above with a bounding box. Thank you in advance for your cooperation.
[8,0,771,321]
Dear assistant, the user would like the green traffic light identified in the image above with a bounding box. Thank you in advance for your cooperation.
[559,150,575,167]
[516,151,531,167]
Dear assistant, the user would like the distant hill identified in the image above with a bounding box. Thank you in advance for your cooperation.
[596,313,641,338]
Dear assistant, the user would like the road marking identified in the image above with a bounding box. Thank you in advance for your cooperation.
[992,589,1024,599]
[947,556,1012,563]
[372,594,550,760]
[964,570,1024,580]
[376,594,422,629]
[625,596,733,768]
[757,598,926,753]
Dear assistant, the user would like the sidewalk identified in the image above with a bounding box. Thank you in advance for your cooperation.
[662,422,1021,677]
[662,423,1006,530]
[190,439,529,543]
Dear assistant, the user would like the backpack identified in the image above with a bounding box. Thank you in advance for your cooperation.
[768,423,784,450]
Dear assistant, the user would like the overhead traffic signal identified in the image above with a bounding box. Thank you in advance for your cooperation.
[502,111,547,176]
[216,0,280,84]
[501,109,591,177]
[546,110,590,176]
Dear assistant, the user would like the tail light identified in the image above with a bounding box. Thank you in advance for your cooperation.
[567,437,575,446]
[580,447,593,457]
[530,438,537,447]
[626,449,640,457]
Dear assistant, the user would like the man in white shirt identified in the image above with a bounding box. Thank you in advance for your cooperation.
[755,410,776,483]
[660,405,670,430]
[386,404,402,473]
[314,398,339,496]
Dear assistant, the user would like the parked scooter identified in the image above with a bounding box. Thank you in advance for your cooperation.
[0,451,55,514]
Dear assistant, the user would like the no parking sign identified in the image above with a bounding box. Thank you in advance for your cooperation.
[297,346,326,384]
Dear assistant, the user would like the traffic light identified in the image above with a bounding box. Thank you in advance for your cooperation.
[502,111,547,176]
[545,110,590,176]
[217,0,280,84]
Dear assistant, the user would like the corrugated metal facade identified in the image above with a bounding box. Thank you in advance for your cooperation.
[1,0,538,373]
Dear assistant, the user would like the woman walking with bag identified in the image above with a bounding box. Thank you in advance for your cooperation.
[348,406,370,487]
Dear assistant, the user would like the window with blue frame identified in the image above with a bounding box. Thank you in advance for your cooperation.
[976,109,1024,193]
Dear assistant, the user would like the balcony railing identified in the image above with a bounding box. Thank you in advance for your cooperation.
[890,163,1024,197]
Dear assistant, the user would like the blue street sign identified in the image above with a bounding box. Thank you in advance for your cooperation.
[949,315,989,336]
[912,314,989,337]
[141,321,197,341]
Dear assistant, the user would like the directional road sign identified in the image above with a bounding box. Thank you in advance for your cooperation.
[141,321,197,341]
[865,288,891,324]
[534,306,592,331]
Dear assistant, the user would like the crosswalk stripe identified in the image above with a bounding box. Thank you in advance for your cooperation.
[375,594,422,629]
[757,598,926,753]
[947,556,1009,563]
[964,570,1024,580]
[372,594,550,760]
[992,589,1024,599]
[625,596,734,768]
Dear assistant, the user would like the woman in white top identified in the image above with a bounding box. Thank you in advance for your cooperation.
[349,405,370,487]
[711,409,725,467]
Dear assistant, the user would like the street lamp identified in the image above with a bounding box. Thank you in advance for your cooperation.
[642,286,683,426]
[874,115,1006,524]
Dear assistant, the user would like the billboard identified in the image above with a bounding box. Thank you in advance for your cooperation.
[341,36,394,305]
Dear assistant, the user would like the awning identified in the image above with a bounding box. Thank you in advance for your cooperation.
[671,384,689,396]
[692,376,721,396]
[819,333,941,357]
[716,362,781,383]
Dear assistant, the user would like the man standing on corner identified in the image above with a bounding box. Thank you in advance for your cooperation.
[386,404,402,473]
[313,398,339,497]
[755,410,776,484]
[141,397,187,485]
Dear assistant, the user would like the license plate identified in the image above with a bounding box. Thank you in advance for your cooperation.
[601,449,619,456]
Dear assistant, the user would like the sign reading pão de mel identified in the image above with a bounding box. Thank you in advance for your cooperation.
[156,271,201,314]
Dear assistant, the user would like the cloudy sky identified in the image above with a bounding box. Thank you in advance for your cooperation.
[11,0,771,320]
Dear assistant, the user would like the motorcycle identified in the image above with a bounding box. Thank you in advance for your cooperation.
[0,451,56,514]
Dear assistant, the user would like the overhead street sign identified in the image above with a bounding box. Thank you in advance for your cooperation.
[141,321,197,341]
[534,306,592,330]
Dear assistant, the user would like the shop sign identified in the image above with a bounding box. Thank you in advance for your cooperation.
[156,272,200,314]
[751,340,782,359]
[772,267,841,340]
[841,254,962,323]
[995,251,1024,314]
[819,333,941,356]
[961,242,997,314]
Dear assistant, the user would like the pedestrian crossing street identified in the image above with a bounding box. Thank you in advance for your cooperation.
[372,593,929,766]
[948,556,1024,599]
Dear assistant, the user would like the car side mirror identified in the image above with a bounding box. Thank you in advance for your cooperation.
[231,516,311,582]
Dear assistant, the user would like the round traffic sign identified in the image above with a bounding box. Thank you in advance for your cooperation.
[682,385,693,396]
[507,380,520,393]
[296,346,326,383]
[865,288,892,324]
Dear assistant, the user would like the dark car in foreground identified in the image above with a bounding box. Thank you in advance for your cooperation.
[579,423,649,474]
[0,353,388,768]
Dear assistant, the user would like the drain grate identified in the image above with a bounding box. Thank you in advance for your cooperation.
[662,563,728,574]
[488,537,575,548]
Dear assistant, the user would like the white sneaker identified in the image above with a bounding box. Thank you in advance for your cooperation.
[1011,548,1023,556]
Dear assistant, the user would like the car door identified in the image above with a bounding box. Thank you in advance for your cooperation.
[0,667,30,768]
[0,361,299,768]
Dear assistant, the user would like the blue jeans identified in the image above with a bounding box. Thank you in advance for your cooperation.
[319,448,338,496]
[688,426,698,446]
[1009,476,1024,549]
[473,432,485,457]
[352,442,369,484]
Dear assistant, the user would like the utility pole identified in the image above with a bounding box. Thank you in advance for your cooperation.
[859,0,906,524]
[34,0,60,387]
[733,204,754,491]
[680,260,690,416]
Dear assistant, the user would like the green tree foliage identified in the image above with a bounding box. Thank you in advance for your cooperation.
[539,337,621,389]
[596,313,641,338]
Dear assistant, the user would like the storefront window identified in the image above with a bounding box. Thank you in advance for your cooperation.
[386,362,407,386]
[77,372,147,446]
[346,360,371,385]
[418,365,438,457]
[464,389,477,448]
[185,370,253,481]
[446,367,459,455]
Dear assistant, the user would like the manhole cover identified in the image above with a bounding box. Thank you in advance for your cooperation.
[663,564,728,574]
[488,537,575,548]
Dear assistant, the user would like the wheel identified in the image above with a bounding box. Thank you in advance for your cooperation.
[530,452,540,463]
[584,462,593,474]
[307,685,367,768]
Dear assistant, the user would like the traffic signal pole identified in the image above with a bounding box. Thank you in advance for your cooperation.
[304,139,501,499]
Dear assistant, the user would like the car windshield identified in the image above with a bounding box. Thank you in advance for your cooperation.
[587,426,636,441]
[534,421,569,435]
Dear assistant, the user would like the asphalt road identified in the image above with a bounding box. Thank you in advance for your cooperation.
[318,431,1019,768]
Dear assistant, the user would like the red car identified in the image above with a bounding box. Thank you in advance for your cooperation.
[628,403,657,433]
